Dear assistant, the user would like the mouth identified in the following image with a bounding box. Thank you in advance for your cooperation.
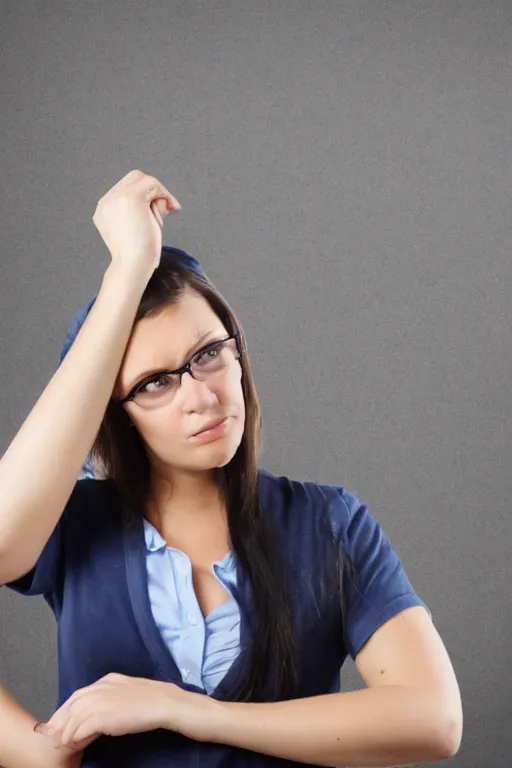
[191,417,229,439]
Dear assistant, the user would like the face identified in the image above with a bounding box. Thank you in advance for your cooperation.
[113,287,245,475]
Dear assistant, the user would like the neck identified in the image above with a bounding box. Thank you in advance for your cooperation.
[147,465,225,526]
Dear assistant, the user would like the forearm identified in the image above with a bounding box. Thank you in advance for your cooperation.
[0,684,80,768]
[206,686,460,766]
[0,264,146,584]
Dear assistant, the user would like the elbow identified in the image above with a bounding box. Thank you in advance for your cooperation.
[437,714,463,759]
[431,699,463,760]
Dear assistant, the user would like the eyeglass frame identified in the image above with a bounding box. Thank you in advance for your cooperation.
[112,331,242,407]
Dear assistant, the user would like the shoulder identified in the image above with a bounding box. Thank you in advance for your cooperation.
[4,478,122,599]
[257,468,360,537]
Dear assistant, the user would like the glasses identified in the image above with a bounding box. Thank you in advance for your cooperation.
[113,332,241,410]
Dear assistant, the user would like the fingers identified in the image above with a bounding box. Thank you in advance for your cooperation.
[125,170,181,211]
[59,711,94,747]
[97,170,181,217]
[151,200,167,229]
[42,705,97,749]
[40,675,115,747]
[64,717,99,748]
[150,200,163,229]
[43,684,91,733]
[59,713,80,747]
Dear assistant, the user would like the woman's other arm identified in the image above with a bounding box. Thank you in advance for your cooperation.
[0,682,82,768]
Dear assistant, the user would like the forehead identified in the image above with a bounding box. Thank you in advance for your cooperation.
[116,288,226,391]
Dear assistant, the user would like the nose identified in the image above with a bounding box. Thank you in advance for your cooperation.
[178,371,218,410]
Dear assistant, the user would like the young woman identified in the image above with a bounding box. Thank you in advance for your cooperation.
[0,170,462,767]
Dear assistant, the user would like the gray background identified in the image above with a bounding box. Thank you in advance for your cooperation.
[1,1,511,766]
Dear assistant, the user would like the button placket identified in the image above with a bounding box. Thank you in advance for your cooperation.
[176,551,205,688]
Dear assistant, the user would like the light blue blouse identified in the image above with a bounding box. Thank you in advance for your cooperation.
[142,519,241,695]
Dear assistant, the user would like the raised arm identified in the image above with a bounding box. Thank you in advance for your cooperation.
[0,171,180,584]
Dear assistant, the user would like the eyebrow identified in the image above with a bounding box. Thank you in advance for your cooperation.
[123,329,225,395]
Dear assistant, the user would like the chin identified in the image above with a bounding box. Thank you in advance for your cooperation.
[196,432,243,470]
[206,441,241,469]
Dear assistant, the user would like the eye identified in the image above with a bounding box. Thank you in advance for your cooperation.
[194,342,223,366]
[139,374,172,394]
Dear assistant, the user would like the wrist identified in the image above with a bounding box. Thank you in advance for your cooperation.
[102,261,152,297]
[160,683,224,743]
[203,699,232,744]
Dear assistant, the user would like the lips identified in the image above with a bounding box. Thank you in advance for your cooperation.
[191,417,227,437]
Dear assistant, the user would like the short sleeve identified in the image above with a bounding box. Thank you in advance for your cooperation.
[6,524,63,597]
[326,485,431,660]
[4,480,87,598]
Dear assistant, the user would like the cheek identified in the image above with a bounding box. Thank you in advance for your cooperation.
[219,370,245,411]
[136,411,182,444]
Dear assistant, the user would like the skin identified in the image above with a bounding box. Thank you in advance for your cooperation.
[35,285,247,760]
[0,682,81,768]
[113,285,246,616]
[2,171,462,765]
[115,285,245,498]
[35,288,462,764]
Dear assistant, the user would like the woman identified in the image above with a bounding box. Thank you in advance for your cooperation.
[0,170,462,767]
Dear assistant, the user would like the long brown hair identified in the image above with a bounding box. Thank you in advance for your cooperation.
[89,250,296,701]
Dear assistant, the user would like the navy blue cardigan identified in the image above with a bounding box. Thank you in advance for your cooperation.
[8,469,428,767]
